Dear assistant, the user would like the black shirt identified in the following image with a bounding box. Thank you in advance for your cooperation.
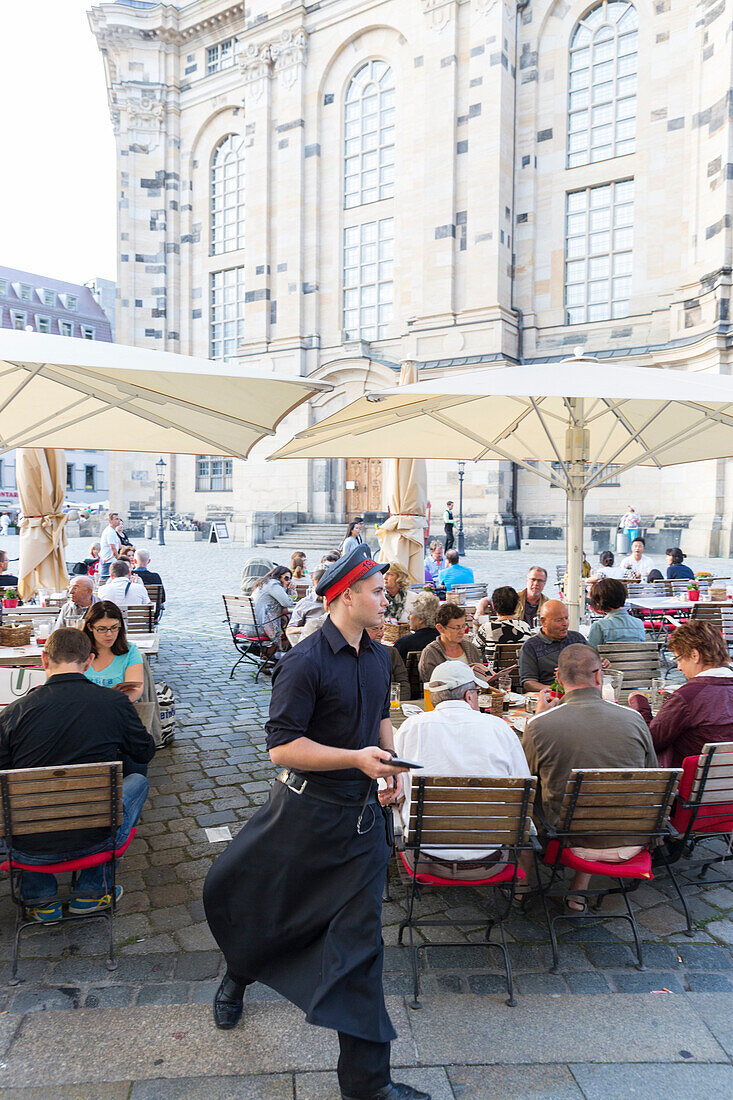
[266,615,391,782]
[394,626,439,661]
[0,574,18,587]
[0,673,155,856]
[133,567,166,608]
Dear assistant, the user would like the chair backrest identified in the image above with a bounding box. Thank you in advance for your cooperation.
[0,761,123,841]
[293,582,310,601]
[405,651,423,700]
[407,775,537,852]
[449,584,487,602]
[222,593,259,638]
[691,603,733,645]
[144,584,162,605]
[596,641,662,702]
[624,582,645,598]
[125,605,155,634]
[493,642,523,691]
[558,767,681,845]
[675,742,733,835]
[0,667,46,707]
[556,565,564,583]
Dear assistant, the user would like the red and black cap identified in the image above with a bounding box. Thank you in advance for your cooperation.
[316,544,389,603]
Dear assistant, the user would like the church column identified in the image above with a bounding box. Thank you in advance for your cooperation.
[240,43,273,351]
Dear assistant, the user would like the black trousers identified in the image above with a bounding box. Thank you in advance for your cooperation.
[444,524,455,551]
[338,1032,391,1097]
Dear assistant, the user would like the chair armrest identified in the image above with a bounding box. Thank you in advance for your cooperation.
[392,807,404,851]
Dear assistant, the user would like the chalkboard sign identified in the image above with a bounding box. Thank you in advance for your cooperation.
[208,521,231,545]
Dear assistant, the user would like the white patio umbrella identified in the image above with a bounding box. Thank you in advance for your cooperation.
[272,352,733,628]
[374,361,427,581]
[0,329,331,459]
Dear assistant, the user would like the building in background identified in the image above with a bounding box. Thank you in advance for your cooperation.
[0,265,112,511]
[90,0,733,553]
[86,276,118,341]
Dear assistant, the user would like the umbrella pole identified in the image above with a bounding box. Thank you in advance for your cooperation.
[566,487,585,632]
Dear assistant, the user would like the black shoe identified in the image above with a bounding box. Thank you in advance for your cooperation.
[341,1083,431,1100]
[213,973,246,1030]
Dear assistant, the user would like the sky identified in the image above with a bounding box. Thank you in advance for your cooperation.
[0,1,117,285]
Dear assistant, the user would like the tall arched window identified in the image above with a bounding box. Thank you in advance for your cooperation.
[343,60,395,342]
[344,60,395,209]
[567,2,638,168]
[210,134,245,254]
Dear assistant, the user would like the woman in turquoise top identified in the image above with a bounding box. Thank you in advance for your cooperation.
[82,600,144,702]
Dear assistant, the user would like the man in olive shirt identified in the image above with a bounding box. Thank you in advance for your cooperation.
[522,644,656,909]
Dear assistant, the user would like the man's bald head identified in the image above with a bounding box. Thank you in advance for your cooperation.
[540,600,569,640]
[557,644,601,689]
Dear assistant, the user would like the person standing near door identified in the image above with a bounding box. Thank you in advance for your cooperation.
[443,500,455,551]
[341,517,369,556]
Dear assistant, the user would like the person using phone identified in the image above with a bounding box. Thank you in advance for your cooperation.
[204,545,429,1100]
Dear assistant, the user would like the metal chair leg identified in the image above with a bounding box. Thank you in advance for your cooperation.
[494,914,516,1007]
[659,851,694,937]
[9,910,23,986]
[619,880,645,970]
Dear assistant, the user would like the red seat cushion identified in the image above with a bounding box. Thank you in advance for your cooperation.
[1,828,136,874]
[399,849,526,887]
[543,839,653,879]
[670,754,733,834]
[236,631,267,642]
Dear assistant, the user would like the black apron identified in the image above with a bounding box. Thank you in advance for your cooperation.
[203,776,396,1044]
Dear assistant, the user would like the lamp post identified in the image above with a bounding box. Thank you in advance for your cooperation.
[457,461,465,557]
[156,457,167,547]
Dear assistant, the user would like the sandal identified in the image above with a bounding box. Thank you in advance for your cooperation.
[564,893,588,914]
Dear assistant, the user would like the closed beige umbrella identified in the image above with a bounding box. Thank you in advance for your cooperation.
[375,362,427,581]
[17,448,68,601]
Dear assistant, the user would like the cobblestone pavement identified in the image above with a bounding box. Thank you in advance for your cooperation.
[1,537,733,1017]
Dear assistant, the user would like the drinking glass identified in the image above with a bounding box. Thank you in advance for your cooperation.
[390,684,401,710]
[602,670,623,702]
[497,672,512,695]
[532,615,540,632]
[651,677,665,715]
[423,686,434,712]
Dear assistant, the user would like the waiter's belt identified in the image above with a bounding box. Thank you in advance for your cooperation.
[278,768,374,807]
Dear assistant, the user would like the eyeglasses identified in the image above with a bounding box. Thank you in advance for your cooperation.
[92,624,120,635]
[443,621,466,633]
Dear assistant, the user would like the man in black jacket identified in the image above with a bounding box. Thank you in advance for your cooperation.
[0,628,155,923]
[133,549,166,621]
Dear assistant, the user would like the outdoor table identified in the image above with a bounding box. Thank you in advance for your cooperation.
[0,632,159,667]
[625,597,730,642]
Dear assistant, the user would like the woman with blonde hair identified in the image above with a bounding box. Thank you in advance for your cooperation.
[383,561,417,623]
[394,590,440,661]
[290,552,309,580]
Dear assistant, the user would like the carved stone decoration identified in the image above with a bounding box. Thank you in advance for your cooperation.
[422,0,455,33]
[116,84,166,131]
[240,42,273,105]
[271,28,309,90]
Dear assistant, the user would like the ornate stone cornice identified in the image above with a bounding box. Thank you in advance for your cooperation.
[110,82,167,136]
[239,42,273,105]
[422,0,457,33]
[270,28,308,91]
[239,26,308,100]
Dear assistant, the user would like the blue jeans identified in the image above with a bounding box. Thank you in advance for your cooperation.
[17,773,149,902]
[100,560,112,581]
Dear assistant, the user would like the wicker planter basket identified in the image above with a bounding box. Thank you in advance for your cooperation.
[383,621,410,644]
[0,623,32,648]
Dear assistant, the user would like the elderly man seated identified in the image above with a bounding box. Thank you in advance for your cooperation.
[522,645,657,911]
[0,628,155,923]
[99,560,152,612]
[396,660,532,879]
[418,602,485,685]
[132,549,166,620]
[519,600,589,692]
[54,574,99,630]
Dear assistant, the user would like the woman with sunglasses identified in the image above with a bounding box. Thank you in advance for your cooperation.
[82,601,144,703]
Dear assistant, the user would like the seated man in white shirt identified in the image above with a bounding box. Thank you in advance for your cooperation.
[98,560,152,612]
[620,537,655,580]
[285,567,326,646]
[395,659,532,880]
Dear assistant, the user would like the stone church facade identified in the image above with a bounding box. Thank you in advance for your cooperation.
[91,0,733,553]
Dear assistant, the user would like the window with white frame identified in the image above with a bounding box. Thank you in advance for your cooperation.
[196,455,233,491]
[344,60,395,209]
[36,316,51,333]
[11,311,26,330]
[59,319,73,336]
[66,294,78,312]
[211,134,245,255]
[80,325,95,339]
[567,1,637,168]
[210,267,245,360]
[0,280,7,296]
[19,284,32,301]
[41,289,55,307]
[207,38,235,75]
[565,179,634,324]
[343,219,394,342]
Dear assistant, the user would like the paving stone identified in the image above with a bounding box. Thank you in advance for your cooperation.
[608,970,686,993]
[174,951,222,981]
[9,986,81,1013]
[677,944,733,969]
[707,919,733,945]
[136,982,190,1005]
[173,922,217,952]
[297,1067,454,1100]
[448,1064,584,1098]
[130,1075,293,1098]
[686,973,733,991]
[0,1086,131,1099]
[515,972,569,994]
[565,971,612,993]
[569,1062,733,1098]
[83,986,134,1008]
[585,944,638,969]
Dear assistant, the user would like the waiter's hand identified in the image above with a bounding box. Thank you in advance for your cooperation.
[356,746,408,780]
[379,771,404,806]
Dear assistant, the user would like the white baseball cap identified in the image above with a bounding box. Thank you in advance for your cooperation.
[426,659,490,693]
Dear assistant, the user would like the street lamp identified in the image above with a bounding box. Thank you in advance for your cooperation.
[156,457,167,547]
[457,461,465,557]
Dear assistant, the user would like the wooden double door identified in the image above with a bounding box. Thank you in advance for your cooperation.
[345,458,383,518]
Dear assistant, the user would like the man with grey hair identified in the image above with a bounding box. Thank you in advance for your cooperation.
[395,660,532,879]
[133,549,165,620]
[53,575,99,631]
[99,560,152,612]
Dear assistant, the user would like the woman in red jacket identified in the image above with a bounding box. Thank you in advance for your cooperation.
[628,621,733,767]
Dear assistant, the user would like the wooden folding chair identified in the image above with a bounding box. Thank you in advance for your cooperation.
[691,604,733,651]
[493,642,523,692]
[125,606,155,634]
[538,767,681,972]
[658,741,733,935]
[144,584,164,624]
[404,651,423,701]
[597,641,663,701]
[398,775,537,1008]
[0,761,132,984]
[222,594,281,681]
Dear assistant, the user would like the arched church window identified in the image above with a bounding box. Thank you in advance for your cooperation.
[344,60,395,209]
[210,134,245,254]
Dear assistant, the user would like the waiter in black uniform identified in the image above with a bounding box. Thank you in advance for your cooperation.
[204,545,430,1100]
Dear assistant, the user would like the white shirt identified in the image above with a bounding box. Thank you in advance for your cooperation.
[98,576,152,611]
[695,666,733,678]
[395,699,531,860]
[593,565,627,580]
[620,553,655,579]
[100,526,121,564]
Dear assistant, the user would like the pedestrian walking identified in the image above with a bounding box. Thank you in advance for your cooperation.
[203,544,429,1100]
[443,499,455,551]
[621,505,640,550]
